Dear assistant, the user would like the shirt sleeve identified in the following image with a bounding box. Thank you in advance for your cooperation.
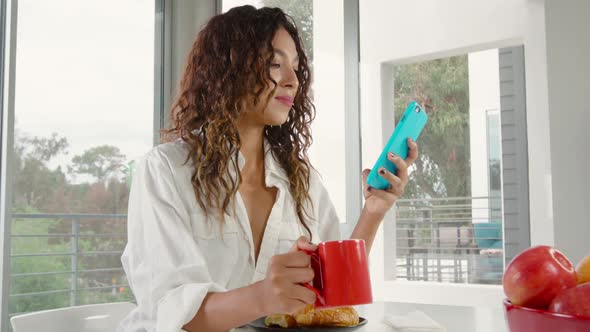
[120,149,225,332]
[311,171,342,242]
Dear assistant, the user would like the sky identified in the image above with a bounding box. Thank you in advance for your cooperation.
[222,0,263,10]
[8,0,507,250]
[14,0,155,175]
[10,0,350,219]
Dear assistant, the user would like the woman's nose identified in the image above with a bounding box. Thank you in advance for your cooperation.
[281,67,299,89]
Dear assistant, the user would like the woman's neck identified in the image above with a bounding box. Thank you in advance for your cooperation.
[236,122,266,187]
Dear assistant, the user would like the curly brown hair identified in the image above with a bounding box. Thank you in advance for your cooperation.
[163,5,315,238]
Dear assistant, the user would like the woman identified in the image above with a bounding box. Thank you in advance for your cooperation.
[118,5,417,332]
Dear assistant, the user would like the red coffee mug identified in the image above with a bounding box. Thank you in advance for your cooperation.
[302,239,373,308]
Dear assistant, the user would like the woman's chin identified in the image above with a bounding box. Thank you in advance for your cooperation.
[266,118,288,127]
[265,111,290,126]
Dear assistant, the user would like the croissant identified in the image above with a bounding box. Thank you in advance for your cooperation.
[264,313,297,328]
[265,305,359,328]
[295,305,359,327]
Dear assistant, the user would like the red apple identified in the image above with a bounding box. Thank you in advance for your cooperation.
[503,245,577,309]
[549,283,590,317]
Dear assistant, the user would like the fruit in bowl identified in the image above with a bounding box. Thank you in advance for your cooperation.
[504,299,590,332]
[549,283,590,317]
[503,245,577,309]
[503,247,590,332]
[575,255,590,285]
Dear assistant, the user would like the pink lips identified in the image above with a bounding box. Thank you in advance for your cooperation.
[275,95,294,107]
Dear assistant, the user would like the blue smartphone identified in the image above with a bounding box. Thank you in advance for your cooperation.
[366,101,428,190]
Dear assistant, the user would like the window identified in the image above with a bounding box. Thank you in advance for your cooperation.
[486,110,502,224]
[391,50,507,285]
[222,0,348,223]
[3,0,156,323]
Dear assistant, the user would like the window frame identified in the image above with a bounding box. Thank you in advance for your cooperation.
[356,0,555,307]
[1,0,16,329]
[486,109,503,224]
[0,1,166,326]
[340,0,363,238]
[371,59,508,308]
[154,0,168,145]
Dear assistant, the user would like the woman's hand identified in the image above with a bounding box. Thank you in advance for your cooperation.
[362,138,419,218]
[258,237,317,315]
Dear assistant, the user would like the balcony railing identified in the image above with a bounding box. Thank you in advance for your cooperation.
[8,196,504,317]
[9,213,130,317]
[394,196,504,284]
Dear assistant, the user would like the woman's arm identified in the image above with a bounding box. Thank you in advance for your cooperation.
[350,207,385,255]
[350,139,418,254]
[183,239,317,332]
[182,282,265,332]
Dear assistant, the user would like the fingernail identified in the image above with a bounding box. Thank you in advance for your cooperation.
[379,168,386,175]
[408,138,413,143]
[390,152,398,159]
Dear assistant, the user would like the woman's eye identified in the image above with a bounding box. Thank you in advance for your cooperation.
[270,63,280,68]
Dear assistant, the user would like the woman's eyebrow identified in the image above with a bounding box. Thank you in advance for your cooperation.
[273,48,299,64]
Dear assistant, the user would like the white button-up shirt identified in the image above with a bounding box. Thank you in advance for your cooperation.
[117,139,341,332]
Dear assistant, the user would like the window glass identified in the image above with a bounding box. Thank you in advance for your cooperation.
[8,0,155,316]
[393,51,505,285]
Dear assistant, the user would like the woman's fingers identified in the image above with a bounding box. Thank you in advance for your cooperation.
[289,236,317,252]
[366,138,418,195]
[265,252,318,315]
[288,284,317,305]
[376,168,404,197]
[377,166,402,186]
[280,267,315,284]
[362,169,372,194]
[406,138,418,166]
[387,152,409,184]
[272,251,310,268]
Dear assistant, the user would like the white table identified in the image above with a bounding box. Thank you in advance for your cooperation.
[236,301,508,332]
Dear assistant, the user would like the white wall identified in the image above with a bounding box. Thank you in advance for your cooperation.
[468,50,501,223]
[310,0,346,223]
[360,0,525,64]
[357,0,588,307]
[544,0,590,264]
[360,0,555,258]
[522,0,553,247]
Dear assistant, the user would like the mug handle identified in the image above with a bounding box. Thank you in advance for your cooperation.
[300,249,325,306]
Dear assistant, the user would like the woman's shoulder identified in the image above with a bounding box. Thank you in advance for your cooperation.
[142,139,191,170]
[133,140,195,199]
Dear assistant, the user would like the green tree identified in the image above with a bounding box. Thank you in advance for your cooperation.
[69,145,126,184]
[13,132,69,210]
[23,133,69,162]
[394,55,471,198]
[264,0,313,63]
[10,132,134,314]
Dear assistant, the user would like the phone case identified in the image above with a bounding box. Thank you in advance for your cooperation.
[366,101,428,190]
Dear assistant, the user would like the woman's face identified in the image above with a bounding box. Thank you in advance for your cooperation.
[241,27,300,127]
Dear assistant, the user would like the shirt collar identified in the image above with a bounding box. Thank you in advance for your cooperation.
[186,130,289,187]
[236,139,289,187]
